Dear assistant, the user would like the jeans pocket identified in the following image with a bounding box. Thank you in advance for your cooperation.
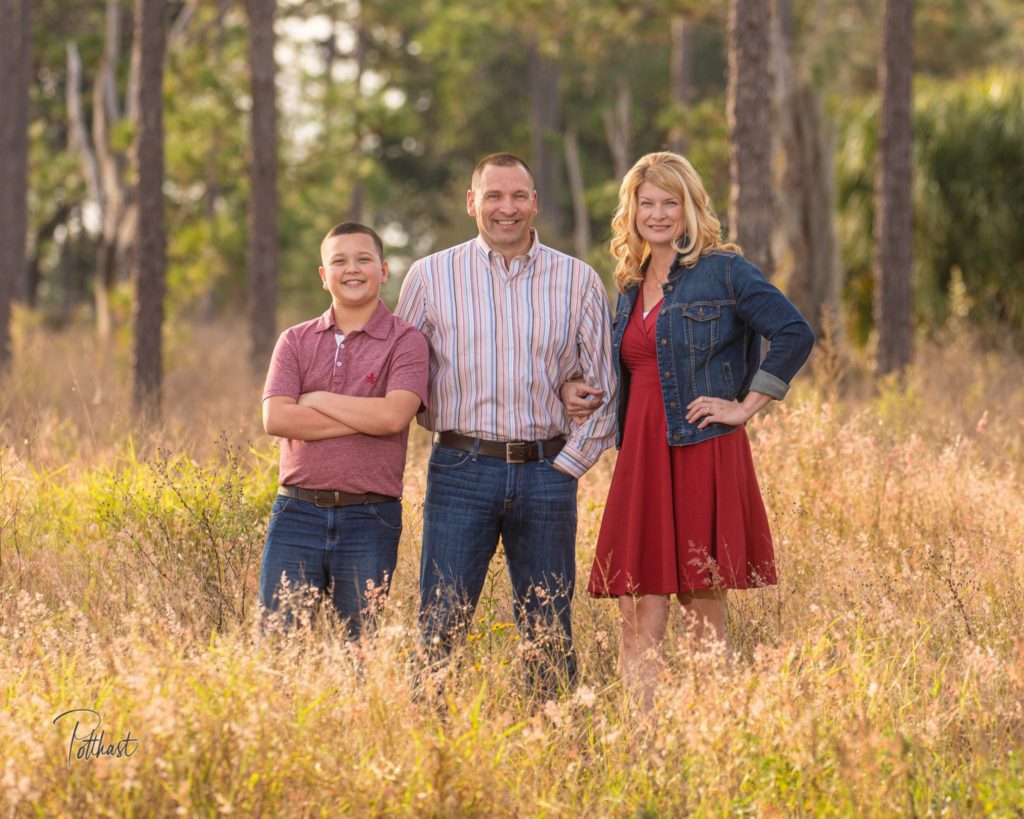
[428,444,473,471]
[368,501,403,533]
[539,459,573,478]
[269,495,293,519]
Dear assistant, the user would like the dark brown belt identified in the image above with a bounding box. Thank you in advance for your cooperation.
[279,485,399,508]
[433,430,566,464]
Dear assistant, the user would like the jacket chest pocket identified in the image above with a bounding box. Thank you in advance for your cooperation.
[680,303,721,351]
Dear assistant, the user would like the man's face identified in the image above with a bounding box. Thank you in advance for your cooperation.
[466,163,538,257]
[318,232,387,309]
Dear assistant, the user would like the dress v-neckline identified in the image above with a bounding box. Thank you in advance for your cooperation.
[636,295,663,335]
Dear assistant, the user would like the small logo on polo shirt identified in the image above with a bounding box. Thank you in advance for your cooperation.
[366,373,377,385]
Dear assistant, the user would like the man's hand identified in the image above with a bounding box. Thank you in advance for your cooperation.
[560,379,605,424]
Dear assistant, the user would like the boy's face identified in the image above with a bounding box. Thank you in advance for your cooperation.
[319,232,387,309]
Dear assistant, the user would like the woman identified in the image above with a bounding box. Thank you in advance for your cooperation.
[567,152,813,701]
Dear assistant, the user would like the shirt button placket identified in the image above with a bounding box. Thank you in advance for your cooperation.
[333,341,344,388]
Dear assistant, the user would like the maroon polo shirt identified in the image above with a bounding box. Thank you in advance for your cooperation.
[262,300,429,496]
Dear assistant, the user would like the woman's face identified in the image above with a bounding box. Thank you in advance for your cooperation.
[636,181,684,249]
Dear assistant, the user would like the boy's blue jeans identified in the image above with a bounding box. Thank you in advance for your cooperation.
[259,495,401,639]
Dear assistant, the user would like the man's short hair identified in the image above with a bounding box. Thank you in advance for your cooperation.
[471,153,534,190]
[322,222,385,261]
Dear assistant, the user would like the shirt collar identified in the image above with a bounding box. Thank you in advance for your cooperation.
[313,306,337,333]
[474,229,541,266]
[312,300,391,340]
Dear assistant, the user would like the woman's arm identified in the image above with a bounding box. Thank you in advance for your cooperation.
[729,256,814,397]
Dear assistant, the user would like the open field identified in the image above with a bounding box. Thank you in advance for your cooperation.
[2,313,1024,816]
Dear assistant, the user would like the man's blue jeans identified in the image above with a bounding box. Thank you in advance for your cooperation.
[419,442,579,692]
[259,495,401,639]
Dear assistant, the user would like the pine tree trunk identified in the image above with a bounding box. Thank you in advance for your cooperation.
[527,39,566,237]
[131,0,168,421]
[66,0,137,340]
[245,0,279,373]
[668,16,695,155]
[772,0,840,337]
[727,0,774,277]
[349,11,366,224]
[602,76,632,181]
[0,0,30,371]
[873,0,914,376]
[563,125,591,260]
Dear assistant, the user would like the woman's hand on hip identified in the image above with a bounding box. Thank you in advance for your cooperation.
[687,392,773,429]
[687,396,745,428]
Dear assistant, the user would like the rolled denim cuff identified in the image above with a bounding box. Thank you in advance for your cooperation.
[749,368,790,400]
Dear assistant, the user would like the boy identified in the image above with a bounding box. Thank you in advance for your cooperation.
[260,222,428,638]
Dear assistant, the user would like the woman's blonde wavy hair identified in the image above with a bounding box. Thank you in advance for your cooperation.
[610,151,739,293]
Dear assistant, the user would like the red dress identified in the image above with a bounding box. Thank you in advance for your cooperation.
[588,294,776,597]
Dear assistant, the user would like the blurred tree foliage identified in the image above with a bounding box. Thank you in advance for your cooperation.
[837,70,1024,345]
[20,0,1024,341]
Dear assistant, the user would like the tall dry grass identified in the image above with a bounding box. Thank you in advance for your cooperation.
[1,309,1023,816]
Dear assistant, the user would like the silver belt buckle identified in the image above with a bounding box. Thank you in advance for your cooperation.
[315,490,340,507]
[505,441,530,463]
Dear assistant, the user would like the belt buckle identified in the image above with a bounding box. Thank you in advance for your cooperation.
[315,490,339,507]
[505,441,531,463]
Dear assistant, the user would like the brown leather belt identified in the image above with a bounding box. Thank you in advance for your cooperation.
[432,430,566,464]
[279,485,399,508]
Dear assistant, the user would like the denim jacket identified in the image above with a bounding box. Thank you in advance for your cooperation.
[612,251,814,448]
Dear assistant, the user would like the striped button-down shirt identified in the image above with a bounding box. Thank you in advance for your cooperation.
[395,232,616,478]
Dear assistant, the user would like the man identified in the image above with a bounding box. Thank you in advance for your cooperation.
[396,153,615,691]
[261,222,428,639]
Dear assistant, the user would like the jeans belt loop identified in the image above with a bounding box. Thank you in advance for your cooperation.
[470,438,480,462]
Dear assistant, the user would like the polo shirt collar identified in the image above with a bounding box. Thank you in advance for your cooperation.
[312,300,391,339]
[312,306,337,333]
[359,300,392,340]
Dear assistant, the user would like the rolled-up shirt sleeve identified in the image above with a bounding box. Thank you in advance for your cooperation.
[553,275,618,478]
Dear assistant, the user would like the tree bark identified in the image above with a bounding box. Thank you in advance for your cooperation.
[602,76,632,181]
[873,0,914,376]
[727,0,774,277]
[349,10,366,223]
[131,0,168,422]
[527,39,566,237]
[0,0,30,371]
[668,16,696,155]
[66,0,138,340]
[772,0,840,337]
[563,125,591,261]
[245,0,279,373]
